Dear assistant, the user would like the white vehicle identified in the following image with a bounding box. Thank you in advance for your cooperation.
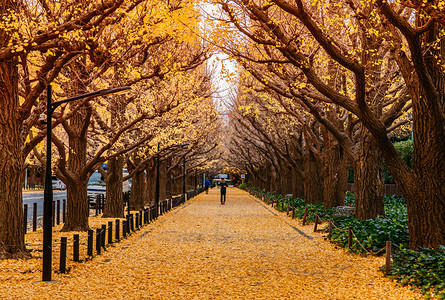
[52,175,66,190]
[87,169,130,199]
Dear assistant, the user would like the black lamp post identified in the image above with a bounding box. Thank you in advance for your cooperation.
[155,143,160,218]
[42,84,130,281]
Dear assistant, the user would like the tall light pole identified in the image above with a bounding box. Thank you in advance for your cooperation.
[42,85,130,282]
[155,143,160,218]
[183,156,186,198]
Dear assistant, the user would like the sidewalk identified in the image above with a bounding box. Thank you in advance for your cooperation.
[0,188,419,299]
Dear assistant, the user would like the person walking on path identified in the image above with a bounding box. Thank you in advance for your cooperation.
[204,179,212,194]
[220,178,228,204]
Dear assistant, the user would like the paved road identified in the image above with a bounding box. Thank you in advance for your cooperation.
[22,190,67,220]
[3,188,419,299]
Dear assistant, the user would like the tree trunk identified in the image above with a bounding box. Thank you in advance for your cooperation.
[353,127,385,220]
[291,166,305,198]
[129,170,145,210]
[62,178,89,231]
[103,157,124,218]
[159,161,167,201]
[322,138,348,208]
[303,149,323,204]
[0,53,29,258]
[61,105,89,231]
[145,163,155,206]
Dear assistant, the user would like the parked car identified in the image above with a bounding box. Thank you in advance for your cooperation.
[87,169,131,200]
[51,175,66,190]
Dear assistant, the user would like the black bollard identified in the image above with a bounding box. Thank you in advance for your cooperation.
[95,195,100,216]
[123,220,127,238]
[33,203,37,231]
[96,228,101,255]
[63,199,66,223]
[87,230,93,256]
[73,234,79,262]
[130,214,134,232]
[52,200,55,227]
[23,204,28,233]
[101,224,106,249]
[56,200,60,225]
[60,237,67,273]
[115,219,120,241]
[135,213,139,230]
[108,221,113,244]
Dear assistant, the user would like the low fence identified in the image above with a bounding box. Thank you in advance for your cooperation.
[245,187,394,274]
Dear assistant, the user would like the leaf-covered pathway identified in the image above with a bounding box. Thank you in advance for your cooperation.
[1,188,419,299]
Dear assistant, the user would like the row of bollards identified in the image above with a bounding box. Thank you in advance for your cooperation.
[23,200,66,233]
[57,190,203,274]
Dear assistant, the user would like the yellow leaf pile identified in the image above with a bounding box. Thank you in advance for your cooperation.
[0,189,420,299]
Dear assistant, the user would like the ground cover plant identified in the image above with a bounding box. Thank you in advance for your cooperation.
[386,247,445,299]
[243,185,443,297]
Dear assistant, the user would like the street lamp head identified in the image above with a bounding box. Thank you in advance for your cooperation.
[51,86,131,109]
[171,143,190,148]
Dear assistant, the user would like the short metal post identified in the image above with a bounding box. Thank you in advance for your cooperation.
[60,237,67,273]
[95,195,99,216]
[348,226,353,248]
[101,224,106,249]
[314,214,319,232]
[33,203,37,231]
[385,241,392,275]
[115,219,120,241]
[286,203,290,216]
[24,204,28,233]
[87,229,93,256]
[123,220,127,238]
[73,234,79,262]
[52,200,56,227]
[96,228,101,255]
[135,213,139,230]
[63,199,66,223]
[291,206,295,219]
[56,200,60,225]
[302,207,308,225]
[328,219,333,237]
[108,221,113,244]
[130,214,134,232]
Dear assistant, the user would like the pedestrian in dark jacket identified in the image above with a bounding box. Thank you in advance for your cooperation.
[220,178,228,204]
[204,179,211,194]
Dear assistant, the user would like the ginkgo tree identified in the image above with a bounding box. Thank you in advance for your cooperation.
[0,0,142,258]
[0,0,209,256]
[213,0,443,248]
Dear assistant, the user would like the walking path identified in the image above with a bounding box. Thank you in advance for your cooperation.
[1,188,419,299]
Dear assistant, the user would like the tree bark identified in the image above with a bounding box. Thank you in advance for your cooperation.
[353,127,385,220]
[61,105,90,231]
[129,169,145,210]
[303,149,323,204]
[103,157,124,218]
[0,45,29,258]
[145,163,155,206]
[291,166,305,198]
[322,136,348,208]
